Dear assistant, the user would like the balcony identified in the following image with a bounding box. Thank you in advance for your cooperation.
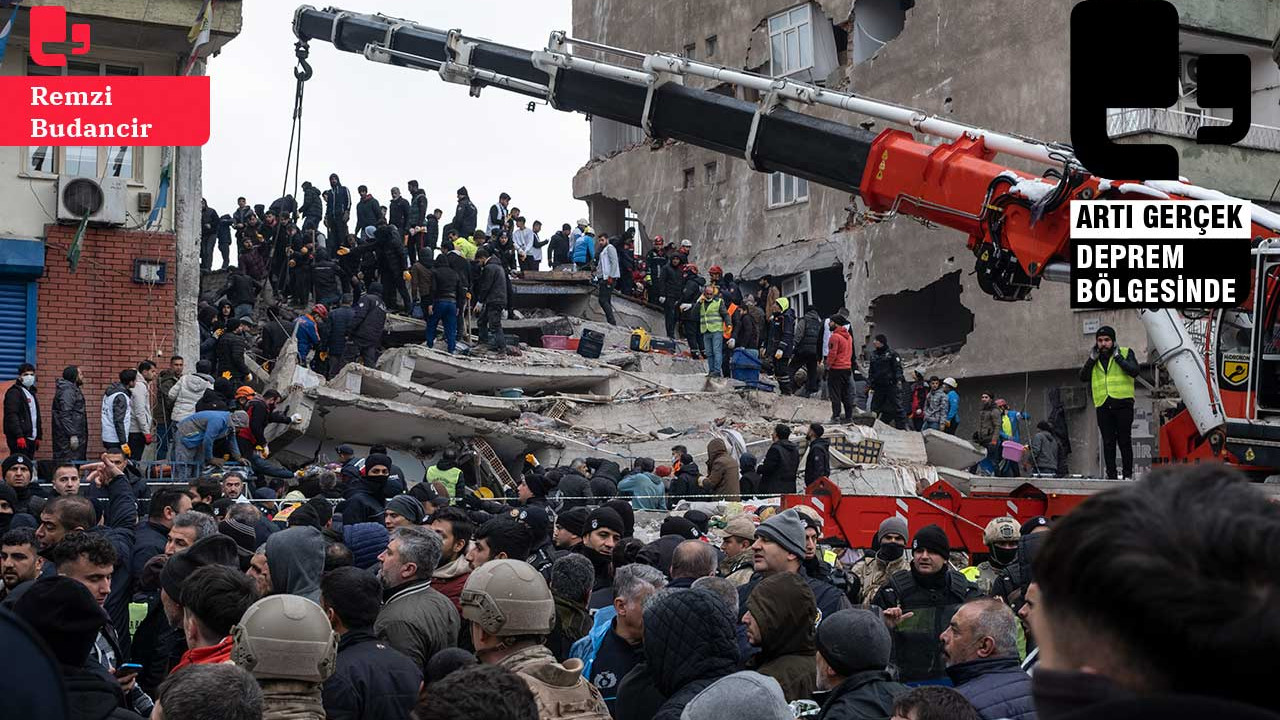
[1108,108,1280,153]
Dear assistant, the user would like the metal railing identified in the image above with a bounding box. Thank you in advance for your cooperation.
[1108,107,1280,153]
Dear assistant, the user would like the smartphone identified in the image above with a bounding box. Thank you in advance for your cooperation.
[114,663,143,678]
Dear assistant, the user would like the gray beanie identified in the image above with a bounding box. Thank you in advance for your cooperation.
[816,608,892,676]
[756,509,807,559]
[875,516,908,544]
[680,671,791,720]
[385,494,425,525]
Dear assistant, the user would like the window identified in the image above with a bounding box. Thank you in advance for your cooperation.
[24,146,56,175]
[624,208,641,239]
[63,147,97,177]
[769,5,814,76]
[780,272,813,315]
[683,168,695,189]
[705,35,718,57]
[768,172,809,207]
[27,57,140,76]
[705,161,718,184]
[105,146,135,179]
[683,43,696,59]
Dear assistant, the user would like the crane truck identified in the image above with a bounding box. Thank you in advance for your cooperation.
[290,6,1280,486]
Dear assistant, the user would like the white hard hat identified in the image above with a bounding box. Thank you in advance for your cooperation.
[576,218,588,227]
[681,239,693,248]
[943,377,957,388]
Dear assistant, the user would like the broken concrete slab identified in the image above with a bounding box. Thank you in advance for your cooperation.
[922,429,985,470]
[867,421,930,465]
[268,385,564,469]
[329,364,554,421]
[378,344,617,394]
[829,464,940,497]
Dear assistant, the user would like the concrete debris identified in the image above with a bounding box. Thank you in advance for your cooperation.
[329,364,555,421]
[922,428,986,470]
[378,344,618,394]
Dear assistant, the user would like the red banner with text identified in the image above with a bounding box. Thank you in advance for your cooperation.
[0,76,211,146]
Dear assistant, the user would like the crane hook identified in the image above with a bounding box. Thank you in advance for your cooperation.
[293,40,313,83]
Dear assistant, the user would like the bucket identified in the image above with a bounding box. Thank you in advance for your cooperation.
[1001,440,1025,462]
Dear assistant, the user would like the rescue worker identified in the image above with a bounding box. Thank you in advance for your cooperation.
[679,263,706,359]
[873,524,982,684]
[698,284,729,378]
[1079,325,1138,479]
[460,559,610,720]
[767,298,796,384]
[349,281,387,366]
[101,369,135,454]
[943,377,961,434]
[849,517,910,606]
[232,594,337,720]
[792,306,824,397]
[658,253,686,340]
[968,516,1020,595]
[868,335,904,428]
[427,448,463,498]
[295,304,328,365]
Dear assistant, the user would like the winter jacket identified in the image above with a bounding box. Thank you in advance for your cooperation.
[617,471,666,510]
[731,305,761,350]
[498,644,610,720]
[924,388,949,425]
[573,233,596,264]
[266,526,325,603]
[804,437,831,486]
[100,382,131,446]
[301,185,323,220]
[669,456,701,503]
[175,410,239,461]
[311,254,341,302]
[223,271,260,308]
[868,346,902,399]
[549,231,572,266]
[440,252,471,296]
[341,477,389,529]
[430,263,461,303]
[84,474,138,651]
[826,326,853,370]
[326,306,353,361]
[3,382,39,448]
[355,195,380,232]
[215,331,251,380]
[737,569,850,631]
[168,373,214,424]
[1030,428,1061,474]
[596,242,620,280]
[375,578,461,673]
[796,309,823,357]
[130,520,169,580]
[388,196,410,236]
[341,522,389,570]
[295,314,322,360]
[128,379,152,435]
[549,593,592,663]
[745,572,818,702]
[62,664,147,720]
[644,588,740,720]
[475,256,509,307]
[349,292,387,347]
[408,260,434,301]
[557,469,594,509]
[322,628,423,720]
[407,190,429,228]
[152,369,179,428]
[487,202,509,234]
[816,669,909,720]
[451,197,478,238]
[948,655,1036,720]
[658,263,684,303]
[767,301,797,359]
[976,405,1002,445]
[704,438,740,500]
[52,378,87,460]
[759,439,800,495]
[324,181,352,222]
[430,555,471,615]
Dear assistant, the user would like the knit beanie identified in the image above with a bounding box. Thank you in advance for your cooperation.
[0,481,17,508]
[603,500,635,538]
[13,576,107,666]
[512,504,551,541]
[875,516,908,545]
[2,454,33,474]
[555,507,590,537]
[816,608,893,676]
[1096,325,1116,341]
[912,524,950,557]
[159,534,240,601]
[585,507,624,537]
[756,509,807,558]
[523,472,549,498]
[385,494,425,525]
[218,517,258,560]
[289,496,333,530]
[683,510,711,535]
[365,453,393,473]
[681,671,791,720]
[660,516,702,540]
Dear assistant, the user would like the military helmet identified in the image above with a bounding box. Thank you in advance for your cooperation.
[460,559,554,637]
[983,516,1022,546]
[231,595,337,683]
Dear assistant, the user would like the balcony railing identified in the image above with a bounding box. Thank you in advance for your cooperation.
[1108,108,1280,153]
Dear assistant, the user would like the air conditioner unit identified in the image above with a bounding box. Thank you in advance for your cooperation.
[1178,53,1200,103]
[57,175,127,226]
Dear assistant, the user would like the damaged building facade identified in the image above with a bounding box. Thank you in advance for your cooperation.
[571,0,1280,476]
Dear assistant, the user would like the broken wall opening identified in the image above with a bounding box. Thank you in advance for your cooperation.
[851,0,911,63]
[810,265,848,318]
[869,271,973,352]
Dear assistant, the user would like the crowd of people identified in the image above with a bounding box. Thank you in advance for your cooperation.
[0,431,1275,720]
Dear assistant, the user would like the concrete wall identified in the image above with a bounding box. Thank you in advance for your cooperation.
[1168,0,1280,42]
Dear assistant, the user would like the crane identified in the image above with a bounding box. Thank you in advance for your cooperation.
[292,6,1280,477]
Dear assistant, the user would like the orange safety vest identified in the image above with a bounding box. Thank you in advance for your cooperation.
[723,303,739,340]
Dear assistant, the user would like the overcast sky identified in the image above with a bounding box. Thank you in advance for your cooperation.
[203,0,588,235]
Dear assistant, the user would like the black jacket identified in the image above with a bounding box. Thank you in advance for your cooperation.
[644,588,740,720]
[63,664,146,720]
[476,256,509,307]
[549,231,572,266]
[408,190,429,227]
[322,628,423,720]
[52,377,87,460]
[130,519,169,580]
[388,197,410,235]
[556,468,594,509]
[452,197,478,237]
[796,309,823,356]
[350,292,387,346]
[816,669,908,720]
[872,567,982,683]
[430,263,462,303]
[948,655,1036,720]
[259,317,291,364]
[804,437,831,486]
[440,252,472,296]
[301,185,323,219]
[731,305,761,350]
[328,306,353,358]
[586,459,622,499]
[214,330,251,380]
[737,569,849,627]
[759,439,800,495]
[223,271,259,307]
[340,476,388,527]
[4,382,39,445]
[355,195,381,232]
[200,206,219,238]
[311,254,342,301]
[1032,669,1280,720]
[658,263,685,302]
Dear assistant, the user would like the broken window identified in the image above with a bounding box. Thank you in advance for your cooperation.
[768,172,809,207]
[705,161,718,184]
[705,35,718,57]
[852,0,910,64]
[683,167,695,189]
[624,208,641,240]
[868,271,975,353]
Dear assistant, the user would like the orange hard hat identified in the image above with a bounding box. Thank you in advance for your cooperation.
[235,386,256,401]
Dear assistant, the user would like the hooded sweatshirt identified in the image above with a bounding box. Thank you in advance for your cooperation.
[746,572,818,702]
[704,439,740,500]
[266,526,325,603]
[643,589,740,720]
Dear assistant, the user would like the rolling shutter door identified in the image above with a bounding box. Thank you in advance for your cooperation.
[0,281,33,381]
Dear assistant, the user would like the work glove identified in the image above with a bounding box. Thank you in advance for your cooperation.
[288,259,297,267]
[214,328,224,338]
[290,413,303,424]
[122,443,132,457]
[222,371,233,380]
[69,435,79,451]
[679,303,692,312]
[15,438,26,451]
[144,433,154,444]
[260,445,271,459]
[659,296,666,303]
[403,271,412,281]
[774,350,783,360]
[465,292,472,301]
[337,246,350,256]
[318,351,329,361]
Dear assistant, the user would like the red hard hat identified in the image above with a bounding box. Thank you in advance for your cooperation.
[654,235,664,245]
[312,303,329,319]
[709,265,723,275]
[685,263,699,274]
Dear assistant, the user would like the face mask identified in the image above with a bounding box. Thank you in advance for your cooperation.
[20,375,34,388]
[991,545,1019,566]
[876,542,905,563]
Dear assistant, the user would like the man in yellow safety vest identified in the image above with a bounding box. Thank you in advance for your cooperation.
[698,284,729,379]
[1078,325,1138,479]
